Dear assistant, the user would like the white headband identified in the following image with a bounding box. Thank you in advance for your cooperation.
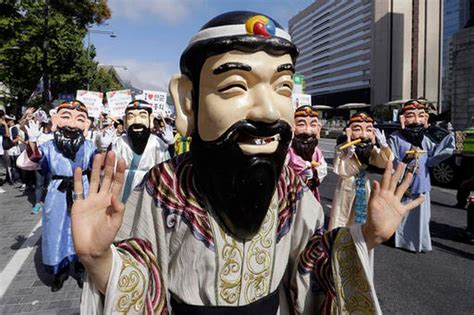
[189,24,292,46]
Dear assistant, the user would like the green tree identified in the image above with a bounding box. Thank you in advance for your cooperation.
[89,67,124,92]
[0,0,111,114]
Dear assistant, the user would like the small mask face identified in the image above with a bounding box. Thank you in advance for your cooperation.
[197,50,295,155]
[52,109,90,135]
[403,109,427,126]
[294,116,321,138]
[125,109,151,131]
[350,121,374,140]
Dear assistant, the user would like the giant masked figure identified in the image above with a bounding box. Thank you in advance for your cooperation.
[73,12,425,314]
[329,112,393,230]
[111,100,170,203]
[22,100,96,291]
[288,105,327,201]
[388,99,455,252]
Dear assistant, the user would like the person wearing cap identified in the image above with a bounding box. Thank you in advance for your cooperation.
[388,99,455,252]
[329,112,393,231]
[21,100,96,291]
[288,105,327,201]
[74,12,423,314]
[111,99,170,203]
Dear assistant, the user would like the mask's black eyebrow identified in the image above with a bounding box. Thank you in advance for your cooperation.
[213,62,252,75]
[277,63,295,73]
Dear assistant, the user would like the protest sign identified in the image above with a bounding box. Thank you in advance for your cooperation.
[76,90,104,118]
[135,90,167,116]
[292,93,312,109]
[106,89,132,118]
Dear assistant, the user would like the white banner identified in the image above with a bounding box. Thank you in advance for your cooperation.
[292,93,312,109]
[106,89,132,118]
[76,90,104,118]
[135,90,167,116]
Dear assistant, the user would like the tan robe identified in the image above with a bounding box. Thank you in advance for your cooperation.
[329,145,393,230]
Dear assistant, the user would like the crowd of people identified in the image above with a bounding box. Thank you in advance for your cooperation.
[0,9,471,314]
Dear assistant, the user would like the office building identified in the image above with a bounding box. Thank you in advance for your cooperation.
[288,0,443,108]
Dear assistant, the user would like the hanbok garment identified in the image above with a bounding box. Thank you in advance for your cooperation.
[389,131,455,252]
[81,153,382,314]
[287,146,327,201]
[112,134,170,203]
[38,139,96,274]
[329,145,393,230]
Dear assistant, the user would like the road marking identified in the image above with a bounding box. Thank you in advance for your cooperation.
[0,219,42,299]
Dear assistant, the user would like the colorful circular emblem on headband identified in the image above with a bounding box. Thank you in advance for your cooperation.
[245,15,276,38]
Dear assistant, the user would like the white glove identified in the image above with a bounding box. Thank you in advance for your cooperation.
[346,145,356,159]
[374,128,388,148]
[160,124,174,144]
[100,127,115,150]
[303,168,313,181]
[25,120,42,142]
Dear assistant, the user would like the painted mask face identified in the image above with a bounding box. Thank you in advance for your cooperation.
[125,109,152,155]
[292,116,321,161]
[125,109,151,130]
[52,108,90,135]
[51,108,90,160]
[196,50,294,153]
[294,116,321,137]
[401,109,427,147]
[350,122,374,141]
[187,51,295,240]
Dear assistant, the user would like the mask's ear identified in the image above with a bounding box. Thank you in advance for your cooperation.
[51,113,59,131]
[169,74,194,136]
[83,118,91,136]
[149,113,156,129]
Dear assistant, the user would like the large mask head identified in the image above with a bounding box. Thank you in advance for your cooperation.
[51,100,90,160]
[125,100,153,155]
[400,99,427,148]
[348,112,375,166]
[169,11,298,240]
[292,105,321,161]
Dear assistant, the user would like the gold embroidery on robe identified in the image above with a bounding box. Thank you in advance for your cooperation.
[115,251,147,313]
[332,228,375,314]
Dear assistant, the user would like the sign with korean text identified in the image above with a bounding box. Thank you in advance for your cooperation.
[106,89,132,118]
[76,90,104,118]
[135,90,167,116]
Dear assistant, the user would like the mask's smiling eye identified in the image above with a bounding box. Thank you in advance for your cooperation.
[218,83,247,93]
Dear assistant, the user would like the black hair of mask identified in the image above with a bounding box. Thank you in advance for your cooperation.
[180,11,299,112]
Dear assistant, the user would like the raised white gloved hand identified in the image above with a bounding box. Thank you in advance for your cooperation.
[303,168,313,181]
[100,127,115,150]
[346,145,356,159]
[374,128,388,148]
[25,120,42,142]
[160,123,174,144]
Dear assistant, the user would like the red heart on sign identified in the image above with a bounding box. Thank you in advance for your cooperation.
[148,94,154,100]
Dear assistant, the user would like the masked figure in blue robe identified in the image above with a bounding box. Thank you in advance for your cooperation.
[388,99,455,252]
[24,100,96,291]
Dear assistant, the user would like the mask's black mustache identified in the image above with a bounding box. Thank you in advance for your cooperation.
[205,120,292,147]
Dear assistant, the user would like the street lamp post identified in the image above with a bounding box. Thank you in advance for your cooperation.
[86,29,116,90]
[42,0,50,106]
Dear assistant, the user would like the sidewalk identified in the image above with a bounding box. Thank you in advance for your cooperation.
[0,181,81,314]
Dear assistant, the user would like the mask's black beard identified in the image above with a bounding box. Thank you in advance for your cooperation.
[54,126,85,160]
[291,133,318,161]
[401,123,426,148]
[191,120,292,241]
[354,139,374,166]
[127,124,150,155]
